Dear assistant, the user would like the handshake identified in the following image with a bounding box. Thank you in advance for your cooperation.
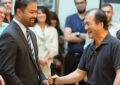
[49,74,61,85]
[49,62,64,85]
[49,63,79,85]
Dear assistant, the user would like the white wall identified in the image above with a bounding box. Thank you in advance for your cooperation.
[111,3,120,23]
[58,0,100,31]
[12,0,15,15]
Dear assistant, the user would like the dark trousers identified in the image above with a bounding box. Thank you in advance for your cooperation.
[64,52,86,85]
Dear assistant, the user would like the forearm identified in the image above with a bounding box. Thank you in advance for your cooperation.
[65,33,85,43]
[57,69,86,84]
[64,28,86,43]
[113,70,120,85]
[113,77,120,85]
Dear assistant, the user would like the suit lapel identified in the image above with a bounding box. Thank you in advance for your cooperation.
[11,21,39,70]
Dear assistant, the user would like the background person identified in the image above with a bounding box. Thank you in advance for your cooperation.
[50,11,65,76]
[1,0,13,23]
[0,3,8,35]
[63,0,87,85]
[30,6,58,79]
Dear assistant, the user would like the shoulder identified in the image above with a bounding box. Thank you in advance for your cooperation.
[0,22,8,30]
[111,22,120,29]
[47,26,57,32]
[108,35,120,48]
[2,21,15,33]
[1,21,20,38]
[66,13,78,19]
[46,26,58,35]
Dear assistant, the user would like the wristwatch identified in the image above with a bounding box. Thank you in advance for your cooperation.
[76,32,80,37]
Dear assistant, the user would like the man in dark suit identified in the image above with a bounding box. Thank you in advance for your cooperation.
[0,0,49,85]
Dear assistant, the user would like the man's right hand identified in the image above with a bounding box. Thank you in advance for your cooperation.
[49,75,60,85]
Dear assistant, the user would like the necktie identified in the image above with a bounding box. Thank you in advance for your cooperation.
[26,29,36,61]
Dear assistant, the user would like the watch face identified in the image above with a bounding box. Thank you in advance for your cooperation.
[76,32,80,37]
[76,32,80,35]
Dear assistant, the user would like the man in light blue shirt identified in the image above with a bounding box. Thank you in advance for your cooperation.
[0,3,8,35]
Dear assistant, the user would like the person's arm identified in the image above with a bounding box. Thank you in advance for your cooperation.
[113,68,120,85]
[49,69,86,84]
[64,28,86,43]
[0,33,23,85]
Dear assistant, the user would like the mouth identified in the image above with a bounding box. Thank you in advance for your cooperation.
[30,19,35,23]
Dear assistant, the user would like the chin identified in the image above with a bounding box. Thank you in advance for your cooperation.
[88,35,93,39]
[29,23,35,27]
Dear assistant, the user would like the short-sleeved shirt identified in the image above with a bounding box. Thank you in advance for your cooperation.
[65,13,86,52]
[0,22,8,35]
[78,33,120,85]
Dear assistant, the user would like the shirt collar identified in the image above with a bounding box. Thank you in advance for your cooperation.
[13,18,27,38]
[91,33,111,50]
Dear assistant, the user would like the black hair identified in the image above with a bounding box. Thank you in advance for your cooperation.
[85,8,108,30]
[74,0,86,3]
[49,11,63,36]
[14,0,37,14]
[101,3,113,11]
[37,6,51,26]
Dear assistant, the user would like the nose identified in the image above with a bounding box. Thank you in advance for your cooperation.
[33,12,37,18]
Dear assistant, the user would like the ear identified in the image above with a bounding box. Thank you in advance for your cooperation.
[16,8,23,17]
[98,22,104,28]
[112,11,114,16]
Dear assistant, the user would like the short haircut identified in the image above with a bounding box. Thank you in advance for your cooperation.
[85,8,108,30]
[50,11,63,35]
[37,6,51,26]
[101,3,113,10]
[74,0,86,3]
[14,0,37,14]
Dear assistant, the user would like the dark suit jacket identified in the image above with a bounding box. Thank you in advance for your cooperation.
[0,20,46,85]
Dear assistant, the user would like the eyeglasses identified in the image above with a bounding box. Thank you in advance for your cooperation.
[75,1,86,5]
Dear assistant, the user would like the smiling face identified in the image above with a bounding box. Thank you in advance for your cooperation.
[37,9,47,24]
[18,2,37,27]
[0,6,6,23]
[84,11,102,40]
